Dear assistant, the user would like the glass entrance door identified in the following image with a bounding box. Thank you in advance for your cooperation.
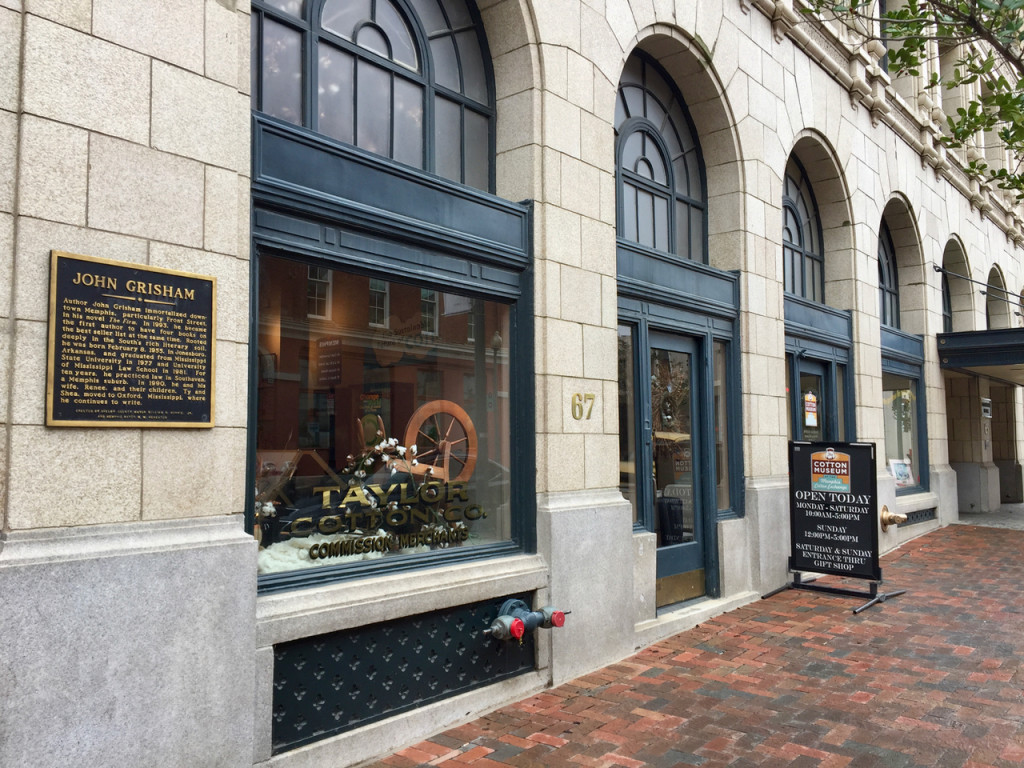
[798,362,827,442]
[649,334,704,606]
[788,356,847,442]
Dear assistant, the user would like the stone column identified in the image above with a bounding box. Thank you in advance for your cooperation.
[0,4,257,766]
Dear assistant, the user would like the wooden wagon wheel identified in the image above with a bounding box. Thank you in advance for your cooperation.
[403,400,478,483]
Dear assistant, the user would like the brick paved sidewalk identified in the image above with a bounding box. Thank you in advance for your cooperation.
[366,525,1024,768]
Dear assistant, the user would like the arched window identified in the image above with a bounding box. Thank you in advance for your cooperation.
[878,221,900,328]
[252,0,494,191]
[614,53,707,261]
[986,267,1011,330]
[782,157,824,302]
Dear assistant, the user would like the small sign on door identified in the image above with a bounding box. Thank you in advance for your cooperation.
[803,391,818,427]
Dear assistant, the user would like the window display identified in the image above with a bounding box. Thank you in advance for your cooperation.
[254,254,511,575]
[883,372,919,489]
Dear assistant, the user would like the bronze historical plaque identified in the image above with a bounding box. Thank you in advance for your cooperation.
[46,251,216,427]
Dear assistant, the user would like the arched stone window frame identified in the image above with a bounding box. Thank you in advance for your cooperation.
[941,273,953,333]
[782,156,825,303]
[878,220,901,329]
[614,52,708,262]
[986,266,1013,330]
[251,0,495,191]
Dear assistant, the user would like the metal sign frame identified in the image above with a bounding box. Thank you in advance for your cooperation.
[787,441,905,612]
[46,251,216,428]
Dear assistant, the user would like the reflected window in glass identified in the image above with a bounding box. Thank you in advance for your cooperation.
[307,266,331,319]
[369,278,389,328]
[421,289,438,335]
[255,256,513,576]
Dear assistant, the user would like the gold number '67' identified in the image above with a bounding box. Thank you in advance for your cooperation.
[571,393,595,420]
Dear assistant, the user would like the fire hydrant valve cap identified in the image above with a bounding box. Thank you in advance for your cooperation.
[540,606,566,628]
[510,617,525,639]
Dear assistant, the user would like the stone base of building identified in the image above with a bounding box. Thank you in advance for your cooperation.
[0,516,257,768]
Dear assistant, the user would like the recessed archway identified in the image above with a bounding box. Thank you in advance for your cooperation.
[630,29,745,273]
[986,265,1012,330]
[941,237,975,332]
[786,133,855,310]
[880,195,925,334]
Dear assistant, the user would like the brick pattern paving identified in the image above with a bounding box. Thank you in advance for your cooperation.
[365,526,1024,767]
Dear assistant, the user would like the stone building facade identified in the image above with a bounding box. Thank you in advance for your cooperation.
[1,1,1020,766]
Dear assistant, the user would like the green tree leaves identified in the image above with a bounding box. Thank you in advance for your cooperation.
[804,0,1024,197]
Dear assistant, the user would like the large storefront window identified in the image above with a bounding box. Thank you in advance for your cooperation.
[254,254,511,575]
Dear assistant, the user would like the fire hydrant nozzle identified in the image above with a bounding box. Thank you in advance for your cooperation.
[483,615,525,641]
[541,606,566,628]
[485,599,568,642]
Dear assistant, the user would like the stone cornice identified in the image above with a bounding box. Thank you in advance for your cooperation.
[742,0,1024,248]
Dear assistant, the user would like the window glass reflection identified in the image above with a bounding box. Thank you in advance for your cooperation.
[376,0,419,70]
[255,256,512,574]
[617,325,639,524]
[262,17,303,124]
[318,44,354,144]
[713,341,730,510]
[430,35,460,92]
[265,0,306,17]
[356,61,391,155]
[393,76,425,167]
[434,96,461,182]
[883,373,918,489]
[321,0,371,40]
[253,0,493,189]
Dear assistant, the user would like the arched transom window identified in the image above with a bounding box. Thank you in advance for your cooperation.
[252,0,494,191]
[614,53,707,261]
[878,221,900,328]
[782,157,824,302]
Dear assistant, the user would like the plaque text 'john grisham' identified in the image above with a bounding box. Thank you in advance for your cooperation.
[47,251,216,427]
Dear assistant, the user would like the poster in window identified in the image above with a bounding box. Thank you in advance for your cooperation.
[889,458,914,488]
[803,391,818,427]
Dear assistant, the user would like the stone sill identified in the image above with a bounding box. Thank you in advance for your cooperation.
[894,491,940,517]
[256,553,549,647]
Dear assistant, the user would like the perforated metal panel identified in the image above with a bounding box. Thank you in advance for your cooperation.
[901,508,936,526]
[271,594,536,754]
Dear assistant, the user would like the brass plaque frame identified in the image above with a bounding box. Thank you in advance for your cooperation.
[46,250,217,428]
